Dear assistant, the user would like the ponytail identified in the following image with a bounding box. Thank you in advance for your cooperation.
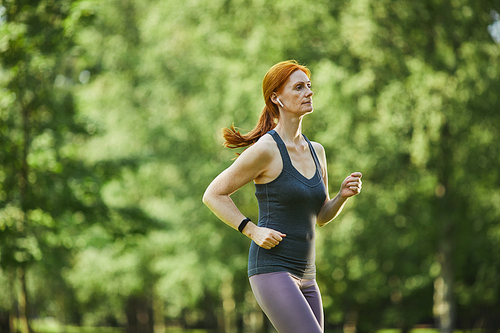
[222,60,310,149]
[222,105,278,148]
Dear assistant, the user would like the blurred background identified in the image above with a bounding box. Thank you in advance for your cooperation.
[1,0,500,332]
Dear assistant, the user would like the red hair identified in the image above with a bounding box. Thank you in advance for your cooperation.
[222,60,311,149]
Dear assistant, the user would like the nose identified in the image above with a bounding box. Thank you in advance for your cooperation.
[306,86,313,97]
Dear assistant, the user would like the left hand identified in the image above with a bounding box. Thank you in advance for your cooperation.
[340,172,362,198]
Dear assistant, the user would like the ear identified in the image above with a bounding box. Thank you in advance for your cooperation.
[270,92,279,106]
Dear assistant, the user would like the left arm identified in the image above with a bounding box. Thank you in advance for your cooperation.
[311,142,362,227]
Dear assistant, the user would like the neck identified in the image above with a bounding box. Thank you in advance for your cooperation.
[274,113,304,145]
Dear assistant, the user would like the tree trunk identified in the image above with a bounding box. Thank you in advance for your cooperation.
[9,311,15,333]
[152,293,164,333]
[433,234,455,333]
[0,310,10,333]
[219,276,237,333]
[126,295,154,333]
[17,267,32,333]
[432,122,456,333]
[17,95,32,333]
[242,290,269,333]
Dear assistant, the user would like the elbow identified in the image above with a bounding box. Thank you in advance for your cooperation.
[316,214,332,227]
[202,187,217,208]
[316,220,327,228]
[202,190,210,206]
[316,212,326,227]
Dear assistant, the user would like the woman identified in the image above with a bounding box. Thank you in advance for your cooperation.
[203,60,362,333]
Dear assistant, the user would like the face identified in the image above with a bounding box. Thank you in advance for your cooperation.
[274,70,313,114]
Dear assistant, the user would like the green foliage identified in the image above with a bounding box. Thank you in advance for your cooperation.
[0,0,110,325]
[1,0,500,331]
[0,0,157,325]
[309,0,500,330]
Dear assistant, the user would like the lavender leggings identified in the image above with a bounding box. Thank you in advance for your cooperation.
[249,271,324,333]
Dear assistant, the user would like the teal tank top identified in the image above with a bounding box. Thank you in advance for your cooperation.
[248,130,327,279]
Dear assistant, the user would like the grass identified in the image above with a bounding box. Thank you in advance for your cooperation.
[30,319,497,333]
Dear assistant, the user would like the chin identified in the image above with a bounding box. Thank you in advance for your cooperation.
[304,106,314,113]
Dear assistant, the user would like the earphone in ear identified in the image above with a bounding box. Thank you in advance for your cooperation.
[277,98,284,108]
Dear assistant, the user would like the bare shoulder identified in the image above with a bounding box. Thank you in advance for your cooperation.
[240,133,278,161]
[228,133,279,177]
[239,133,282,184]
[310,141,326,158]
[310,141,328,179]
[206,134,279,195]
[254,133,278,151]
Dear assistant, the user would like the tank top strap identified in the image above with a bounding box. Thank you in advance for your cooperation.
[302,134,323,175]
[268,130,293,168]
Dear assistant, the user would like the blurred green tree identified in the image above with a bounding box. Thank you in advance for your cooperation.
[70,0,500,332]
[0,0,111,330]
[2,0,498,332]
[0,0,153,331]
[309,0,500,332]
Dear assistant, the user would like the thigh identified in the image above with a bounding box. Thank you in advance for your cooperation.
[301,279,324,330]
[249,272,323,333]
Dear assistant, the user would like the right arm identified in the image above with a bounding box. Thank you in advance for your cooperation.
[202,138,286,249]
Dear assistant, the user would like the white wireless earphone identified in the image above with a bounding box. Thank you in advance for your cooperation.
[277,98,284,107]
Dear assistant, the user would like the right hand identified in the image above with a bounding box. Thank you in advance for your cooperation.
[250,226,286,250]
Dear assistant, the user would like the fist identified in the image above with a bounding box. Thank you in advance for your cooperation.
[340,172,362,198]
[252,227,286,250]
